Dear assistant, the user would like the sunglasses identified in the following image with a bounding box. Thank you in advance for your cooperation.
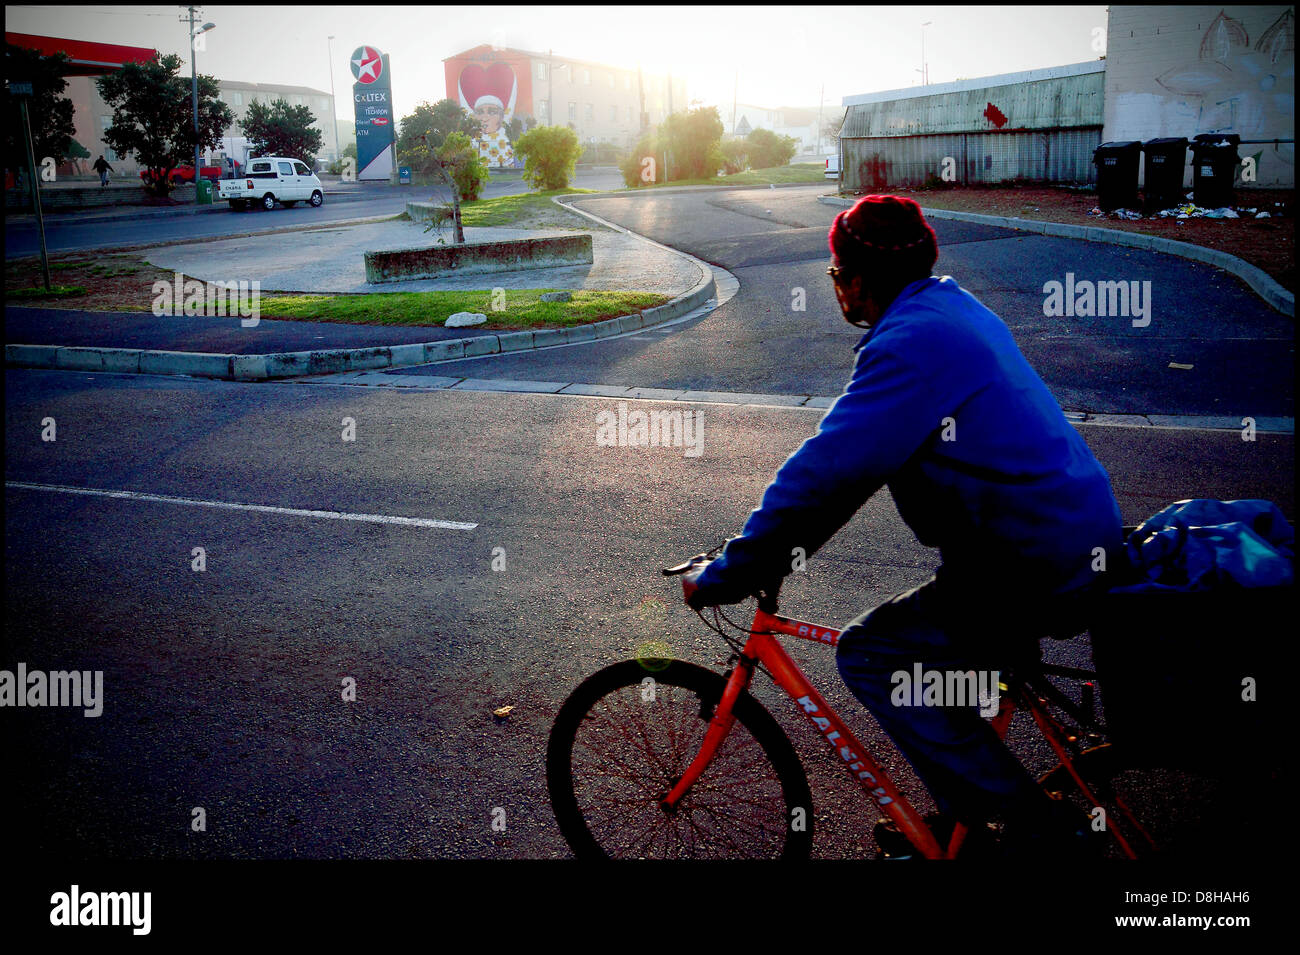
[826,265,857,282]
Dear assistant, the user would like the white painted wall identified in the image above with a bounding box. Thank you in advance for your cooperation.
[1104,5,1294,187]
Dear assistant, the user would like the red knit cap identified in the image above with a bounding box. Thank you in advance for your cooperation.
[828,194,938,279]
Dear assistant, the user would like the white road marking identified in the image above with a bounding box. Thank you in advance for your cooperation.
[4,481,477,530]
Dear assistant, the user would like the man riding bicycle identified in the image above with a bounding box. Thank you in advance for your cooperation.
[686,194,1124,856]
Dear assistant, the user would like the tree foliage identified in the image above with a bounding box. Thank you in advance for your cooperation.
[619,136,661,187]
[5,43,77,173]
[618,106,726,186]
[720,139,748,175]
[400,130,488,200]
[241,97,323,166]
[514,124,584,191]
[396,98,481,156]
[659,106,725,180]
[95,52,233,196]
[744,127,799,169]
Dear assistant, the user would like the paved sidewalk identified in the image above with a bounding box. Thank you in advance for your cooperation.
[144,218,699,295]
[4,214,716,377]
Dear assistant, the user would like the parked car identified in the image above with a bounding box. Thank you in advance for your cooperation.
[216,157,324,211]
[825,153,841,180]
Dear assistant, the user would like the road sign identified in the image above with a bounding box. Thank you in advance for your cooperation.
[399,166,411,184]
[10,82,34,96]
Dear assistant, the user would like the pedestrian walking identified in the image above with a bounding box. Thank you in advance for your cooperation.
[92,155,115,187]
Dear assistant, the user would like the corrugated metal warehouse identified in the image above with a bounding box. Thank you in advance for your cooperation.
[840,61,1106,192]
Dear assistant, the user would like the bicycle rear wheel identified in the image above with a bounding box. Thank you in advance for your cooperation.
[547,659,813,859]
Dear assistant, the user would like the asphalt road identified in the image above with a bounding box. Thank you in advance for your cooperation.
[2,166,628,257]
[5,370,1291,863]
[398,186,1295,418]
[4,176,1293,879]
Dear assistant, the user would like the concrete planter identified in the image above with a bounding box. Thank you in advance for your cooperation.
[364,234,594,283]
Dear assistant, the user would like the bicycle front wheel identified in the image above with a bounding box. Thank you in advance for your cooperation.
[547,659,813,859]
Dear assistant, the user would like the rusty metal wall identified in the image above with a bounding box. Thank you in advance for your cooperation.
[842,70,1105,138]
[842,128,1102,191]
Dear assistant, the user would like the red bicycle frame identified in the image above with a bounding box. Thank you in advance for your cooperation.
[660,604,1148,859]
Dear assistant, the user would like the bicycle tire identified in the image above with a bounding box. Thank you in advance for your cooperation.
[547,658,814,859]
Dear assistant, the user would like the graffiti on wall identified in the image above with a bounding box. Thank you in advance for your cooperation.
[1154,9,1294,138]
[444,47,535,169]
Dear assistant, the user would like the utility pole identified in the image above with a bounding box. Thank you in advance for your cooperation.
[188,5,199,197]
[921,21,932,86]
[731,70,737,135]
[185,7,214,202]
[327,35,341,164]
[13,83,51,289]
[816,82,823,156]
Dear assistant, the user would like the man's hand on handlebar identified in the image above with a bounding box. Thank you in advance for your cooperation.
[664,549,780,611]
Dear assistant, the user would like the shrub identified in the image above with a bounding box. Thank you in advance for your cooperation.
[437,131,489,200]
[658,106,724,180]
[745,127,798,169]
[514,125,584,190]
[720,139,748,175]
[619,136,662,187]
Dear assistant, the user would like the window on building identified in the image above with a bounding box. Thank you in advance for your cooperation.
[609,104,617,123]
[293,95,302,105]
[539,99,549,121]
[233,92,243,106]
[584,102,593,124]
[581,68,590,85]
[624,75,631,91]
[568,101,576,122]
[536,62,546,80]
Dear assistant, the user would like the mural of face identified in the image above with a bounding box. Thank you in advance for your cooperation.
[475,102,505,135]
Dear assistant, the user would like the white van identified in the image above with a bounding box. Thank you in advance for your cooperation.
[217,157,323,211]
[825,153,841,180]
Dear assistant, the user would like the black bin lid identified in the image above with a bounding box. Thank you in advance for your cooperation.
[1193,132,1241,146]
[1095,140,1142,152]
[1143,137,1188,148]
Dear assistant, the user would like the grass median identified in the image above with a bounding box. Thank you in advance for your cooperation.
[621,162,828,189]
[257,289,669,329]
[4,253,669,330]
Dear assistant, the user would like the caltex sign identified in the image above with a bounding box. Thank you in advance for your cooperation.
[351,45,394,180]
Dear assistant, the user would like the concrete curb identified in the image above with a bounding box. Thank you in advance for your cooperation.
[5,216,717,382]
[817,195,1294,317]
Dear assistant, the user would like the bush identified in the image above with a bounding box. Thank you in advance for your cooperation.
[619,136,663,187]
[659,106,724,180]
[514,125,584,191]
[437,131,489,200]
[720,139,748,175]
[745,127,798,169]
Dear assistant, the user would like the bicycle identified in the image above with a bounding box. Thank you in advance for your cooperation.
[546,541,1227,861]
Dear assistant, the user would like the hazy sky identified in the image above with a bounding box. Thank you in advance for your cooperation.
[6,4,1110,121]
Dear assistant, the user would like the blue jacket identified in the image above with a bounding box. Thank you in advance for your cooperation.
[697,275,1124,597]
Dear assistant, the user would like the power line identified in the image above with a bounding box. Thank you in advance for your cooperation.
[16,5,179,16]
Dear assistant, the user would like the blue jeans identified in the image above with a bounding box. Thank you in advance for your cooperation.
[835,571,1062,825]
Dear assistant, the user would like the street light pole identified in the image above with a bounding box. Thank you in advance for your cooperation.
[187,7,214,203]
[327,35,341,164]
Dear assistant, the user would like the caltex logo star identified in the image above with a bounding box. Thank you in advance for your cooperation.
[350,46,383,84]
